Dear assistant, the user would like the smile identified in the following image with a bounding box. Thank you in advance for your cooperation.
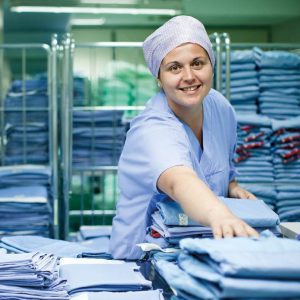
[179,85,201,91]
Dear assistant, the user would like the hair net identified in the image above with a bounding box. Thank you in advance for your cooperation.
[143,15,215,77]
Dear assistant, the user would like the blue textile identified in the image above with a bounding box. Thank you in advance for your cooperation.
[59,263,152,295]
[156,197,279,227]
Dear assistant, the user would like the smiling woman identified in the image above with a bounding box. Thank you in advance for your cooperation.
[109,15,259,260]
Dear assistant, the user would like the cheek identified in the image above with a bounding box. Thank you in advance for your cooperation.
[162,78,180,90]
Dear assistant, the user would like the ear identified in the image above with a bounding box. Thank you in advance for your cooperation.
[157,79,162,88]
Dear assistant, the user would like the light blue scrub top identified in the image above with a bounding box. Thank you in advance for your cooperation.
[109,89,237,260]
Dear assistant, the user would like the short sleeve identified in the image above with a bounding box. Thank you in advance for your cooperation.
[228,105,238,182]
[119,116,193,195]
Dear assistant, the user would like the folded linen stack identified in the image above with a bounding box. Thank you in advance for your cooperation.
[155,233,300,299]
[235,114,274,184]
[99,61,157,106]
[0,251,68,299]
[0,186,52,237]
[0,165,53,237]
[147,197,281,248]
[4,78,49,164]
[222,49,259,114]
[239,184,277,210]
[72,110,126,167]
[255,47,300,120]
[59,260,152,295]
[0,235,111,259]
[271,117,300,221]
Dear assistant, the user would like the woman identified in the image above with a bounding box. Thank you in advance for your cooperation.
[109,15,258,260]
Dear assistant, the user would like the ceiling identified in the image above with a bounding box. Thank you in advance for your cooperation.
[2,0,300,43]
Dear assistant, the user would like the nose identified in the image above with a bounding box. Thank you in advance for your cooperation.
[182,66,195,83]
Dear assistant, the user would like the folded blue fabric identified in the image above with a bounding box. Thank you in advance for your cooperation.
[156,197,279,227]
[59,263,152,295]
[0,235,102,258]
[155,260,215,300]
[180,234,300,279]
[175,253,300,299]
[73,290,165,300]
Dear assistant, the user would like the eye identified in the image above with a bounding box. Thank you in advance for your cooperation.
[169,64,181,73]
[192,60,204,68]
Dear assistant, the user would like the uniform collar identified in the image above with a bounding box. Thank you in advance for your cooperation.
[146,90,175,118]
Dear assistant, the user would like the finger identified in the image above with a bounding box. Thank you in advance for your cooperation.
[244,224,259,237]
[212,225,222,240]
[233,224,248,237]
[235,189,248,199]
[246,192,257,200]
[221,225,234,238]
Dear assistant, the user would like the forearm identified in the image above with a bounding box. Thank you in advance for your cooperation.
[158,167,234,227]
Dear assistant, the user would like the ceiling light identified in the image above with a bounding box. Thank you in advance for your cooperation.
[70,18,106,26]
[81,0,138,4]
[11,6,180,16]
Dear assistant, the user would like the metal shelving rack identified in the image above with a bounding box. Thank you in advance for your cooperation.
[0,40,59,237]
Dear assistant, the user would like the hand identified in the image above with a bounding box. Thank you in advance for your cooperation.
[210,214,259,239]
[229,184,256,200]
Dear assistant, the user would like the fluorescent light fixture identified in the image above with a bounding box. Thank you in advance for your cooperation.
[81,0,138,4]
[70,18,106,26]
[11,6,180,15]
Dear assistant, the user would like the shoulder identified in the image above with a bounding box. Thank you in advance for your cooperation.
[129,107,183,138]
[206,88,234,112]
[206,89,236,121]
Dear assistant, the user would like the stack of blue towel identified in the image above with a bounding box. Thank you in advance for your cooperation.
[255,47,300,120]
[271,117,300,221]
[155,232,300,299]
[222,49,259,114]
[235,114,274,184]
[147,197,280,249]
[0,165,53,237]
[4,78,49,164]
[72,110,126,167]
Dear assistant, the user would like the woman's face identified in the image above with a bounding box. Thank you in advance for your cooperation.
[158,43,213,112]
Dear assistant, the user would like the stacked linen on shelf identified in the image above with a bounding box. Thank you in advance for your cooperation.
[72,110,126,167]
[276,185,300,222]
[100,61,157,106]
[271,117,300,182]
[0,251,68,299]
[0,186,52,237]
[255,47,300,120]
[155,232,300,300]
[235,114,273,183]
[4,78,49,165]
[222,49,259,114]
[271,117,300,221]
[0,165,51,187]
[147,197,280,248]
[0,165,53,237]
[73,75,86,106]
[239,184,277,210]
[4,123,48,165]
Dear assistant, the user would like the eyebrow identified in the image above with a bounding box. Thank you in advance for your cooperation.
[163,56,207,66]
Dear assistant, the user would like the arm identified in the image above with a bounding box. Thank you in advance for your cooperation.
[228,180,256,199]
[157,166,258,239]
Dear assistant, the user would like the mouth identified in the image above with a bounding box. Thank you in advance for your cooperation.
[179,85,201,92]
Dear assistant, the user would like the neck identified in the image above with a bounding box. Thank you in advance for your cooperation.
[171,103,204,141]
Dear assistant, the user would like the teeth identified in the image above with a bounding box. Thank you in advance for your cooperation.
[182,86,198,91]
